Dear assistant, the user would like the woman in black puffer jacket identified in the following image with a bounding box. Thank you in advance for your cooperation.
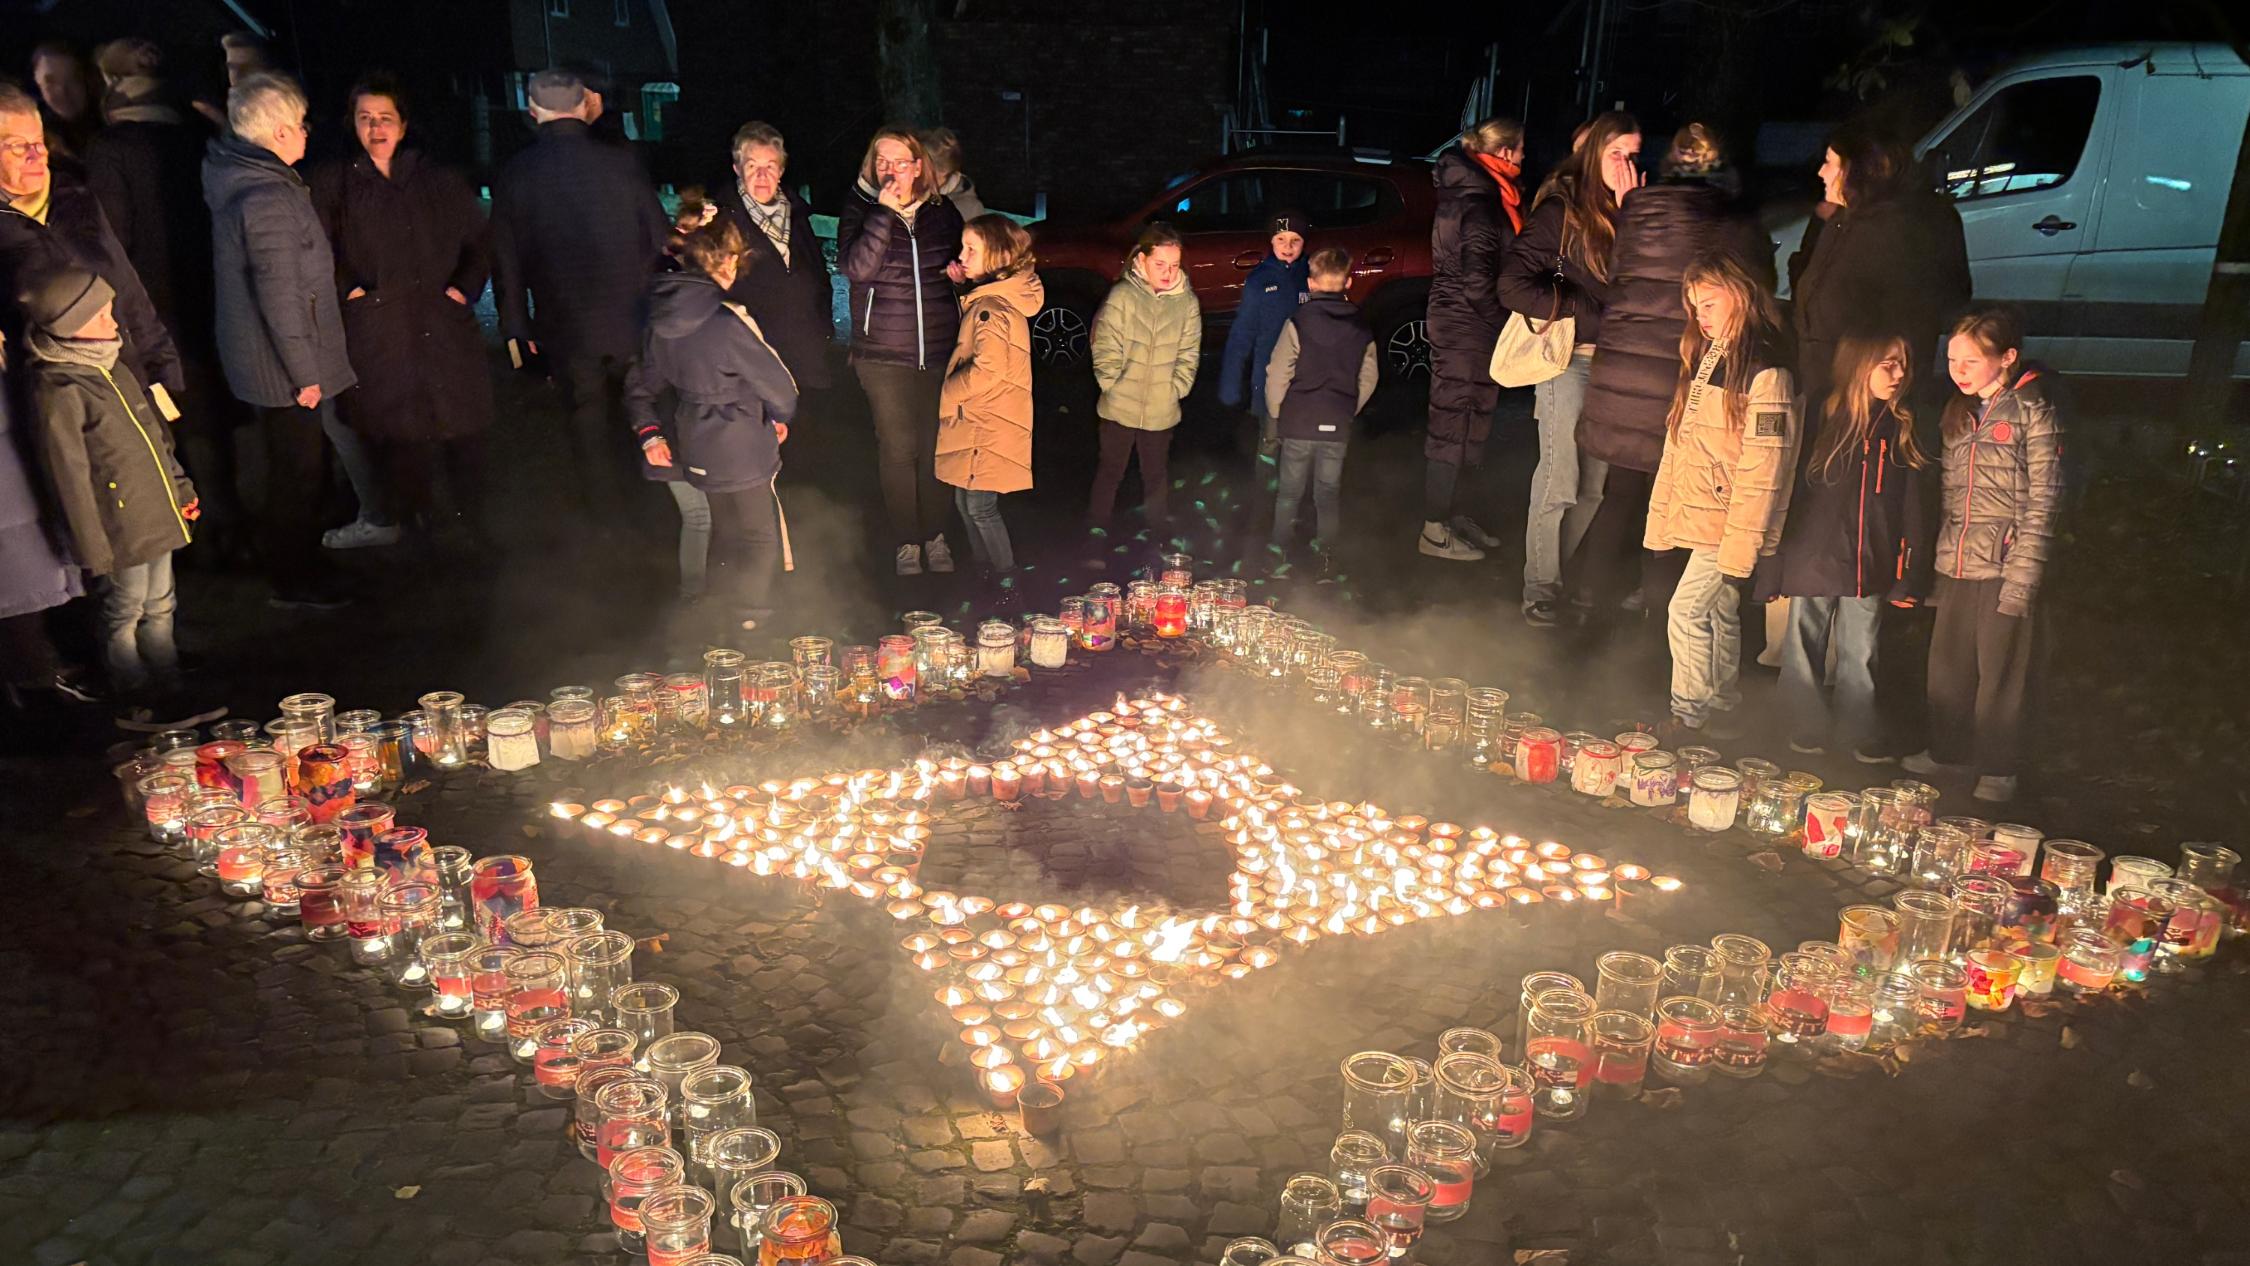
[838,127,965,576]
[1570,123,1773,615]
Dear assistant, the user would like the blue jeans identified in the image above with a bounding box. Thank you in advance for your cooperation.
[955,487,1015,572]
[103,553,180,696]
[1274,438,1345,545]
[1666,548,1741,726]
[1781,595,1882,750]
[318,400,392,526]
[1523,348,1602,609]
[666,481,711,600]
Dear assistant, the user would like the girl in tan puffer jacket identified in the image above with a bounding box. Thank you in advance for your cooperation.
[1645,250,1800,734]
[938,214,1043,577]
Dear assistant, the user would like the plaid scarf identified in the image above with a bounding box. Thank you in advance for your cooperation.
[739,179,791,267]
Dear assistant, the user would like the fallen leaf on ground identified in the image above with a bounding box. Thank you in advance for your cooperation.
[2127,1069,2156,1090]
[638,934,668,954]
[1957,1024,1994,1040]
[401,779,429,795]
[2109,1168,2145,1190]
[1639,1087,1683,1109]
[394,1185,420,1199]
[1748,851,1785,872]
[2060,1026,2081,1049]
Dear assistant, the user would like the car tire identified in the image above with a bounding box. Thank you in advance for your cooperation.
[1370,288,1433,387]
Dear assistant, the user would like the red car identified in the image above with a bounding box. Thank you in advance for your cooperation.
[1028,150,1437,385]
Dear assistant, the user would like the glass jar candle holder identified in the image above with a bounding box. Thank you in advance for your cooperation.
[504,949,571,1061]
[1274,1174,1343,1256]
[1154,583,1189,639]
[1432,1052,1531,1165]
[421,931,479,1017]
[1310,1219,1387,1266]
[1802,791,1855,859]
[1890,890,1955,966]
[750,662,798,728]
[296,865,348,941]
[1765,952,1837,1046]
[682,1064,759,1165]
[186,802,249,875]
[1908,959,1968,1033]
[486,708,540,772]
[261,846,306,914]
[2010,941,2061,997]
[1712,1004,1771,1077]
[1327,1131,1389,1213]
[213,822,274,897]
[1463,688,1509,766]
[1910,822,1975,889]
[616,982,681,1061]
[1589,1010,1654,1099]
[470,855,539,941]
[567,929,636,1022]
[1824,975,1875,1051]
[414,691,467,768]
[1947,875,2012,959]
[279,691,337,742]
[876,634,917,705]
[2057,928,2120,994]
[975,620,1017,678]
[377,881,441,988]
[1077,588,1119,652]
[1687,767,1742,831]
[224,749,289,809]
[1365,1164,1434,1256]
[1962,947,2020,1011]
[1571,740,1622,797]
[573,1027,640,1077]
[1733,757,1780,822]
[1710,934,1772,1006]
[1338,1051,1415,1155]
[1837,905,1902,977]
[370,826,433,883]
[1524,989,1595,1120]
[606,1143,685,1252]
[1848,788,1913,875]
[333,800,394,871]
[1659,945,1721,1001]
[755,1195,840,1266]
[1627,750,1678,807]
[646,1032,724,1125]
[140,771,195,843]
[467,942,520,1041]
[1651,996,1722,1084]
[731,1171,809,1258]
[533,1016,600,1098]
[596,1076,672,1169]
[340,868,393,964]
[1514,726,1562,784]
[799,665,840,717]
[1593,951,1664,1018]
[703,1127,782,1227]
[1513,971,1583,1062]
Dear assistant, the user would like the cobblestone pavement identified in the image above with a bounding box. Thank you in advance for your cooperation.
[7,645,2250,1266]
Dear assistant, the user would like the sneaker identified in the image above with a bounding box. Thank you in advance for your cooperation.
[1449,515,1503,550]
[1973,774,2018,804]
[924,535,955,574]
[1419,522,1485,561]
[1899,750,1942,776]
[268,586,351,611]
[1788,737,1827,756]
[48,670,107,705]
[1852,748,1898,765]
[321,517,402,549]
[115,697,228,732]
[1523,601,1561,629]
[895,544,923,576]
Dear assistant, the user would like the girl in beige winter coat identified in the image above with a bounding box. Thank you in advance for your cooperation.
[937,214,1042,577]
[1087,222,1199,536]
[1645,250,1800,734]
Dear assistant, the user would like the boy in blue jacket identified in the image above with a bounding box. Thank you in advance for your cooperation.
[1216,211,1309,456]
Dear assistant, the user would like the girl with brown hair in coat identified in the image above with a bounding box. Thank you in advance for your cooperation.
[1499,111,1642,626]
[938,215,1042,581]
[1418,116,1522,561]
[1087,223,1199,543]
[1571,122,1772,618]
[310,76,494,547]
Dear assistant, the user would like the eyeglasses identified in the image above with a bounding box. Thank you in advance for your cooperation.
[0,138,50,159]
[874,158,920,172]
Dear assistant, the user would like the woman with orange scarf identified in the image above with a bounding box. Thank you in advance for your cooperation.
[1417,116,1524,561]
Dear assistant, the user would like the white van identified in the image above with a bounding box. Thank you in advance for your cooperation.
[1777,42,2250,377]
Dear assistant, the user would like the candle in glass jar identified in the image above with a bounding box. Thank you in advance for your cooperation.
[1514,728,1561,784]
[1154,586,1189,639]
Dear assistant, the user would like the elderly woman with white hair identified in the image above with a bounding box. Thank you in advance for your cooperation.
[203,70,359,608]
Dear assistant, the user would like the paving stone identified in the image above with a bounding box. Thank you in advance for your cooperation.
[1083,1192,1139,1233]
[947,1247,1004,1266]
[1016,1230,1072,1264]
[970,1140,1017,1171]
[1073,1236,1128,1266]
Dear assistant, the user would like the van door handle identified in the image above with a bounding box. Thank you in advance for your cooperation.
[2032,215,2076,236]
[1363,247,1395,266]
[1233,251,1262,269]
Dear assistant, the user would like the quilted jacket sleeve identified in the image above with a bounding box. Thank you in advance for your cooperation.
[1998,389,2063,615]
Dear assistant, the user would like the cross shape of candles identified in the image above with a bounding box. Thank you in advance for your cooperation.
[552,693,1678,1096]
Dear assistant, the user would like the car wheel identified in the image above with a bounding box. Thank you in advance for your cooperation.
[1381,316,1432,384]
[1032,304,1090,369]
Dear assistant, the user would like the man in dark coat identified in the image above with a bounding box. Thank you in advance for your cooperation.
[203,72,357,608]
[1570,125,1774,615]
[311,77,494,542]
[490,69,669,519]
[0,83,183,405]
[713,121,832,395]
[1419,119,1523,562]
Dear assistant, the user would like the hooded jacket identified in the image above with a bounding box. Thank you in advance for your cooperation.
[1933,366,2061,615]
[1426,148,1513,373]
[203,135,357,407]
[1216,252,1307,414]
[1756,401,1930,603]
[1578,176,1773,473]
[714,183,833,390]
[939,171,987,222]
[623,272,799,494]
[837,180,964,370]
[937,267,1044,494]
[0,170,183,396]
[25,344,195,576]
[1646,339,1801,577]
[1090,266,1201,431]
[489,119,670,363]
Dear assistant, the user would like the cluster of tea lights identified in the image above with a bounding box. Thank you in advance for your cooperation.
[554,692,1679,1103]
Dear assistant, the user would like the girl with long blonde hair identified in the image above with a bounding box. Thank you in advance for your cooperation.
[1643,249,1798,735]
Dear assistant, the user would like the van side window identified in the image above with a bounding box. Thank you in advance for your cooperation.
[1934,75,2102,201]
[1170,174,1271,232]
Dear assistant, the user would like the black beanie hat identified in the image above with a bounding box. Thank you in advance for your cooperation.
[1267,209,1311,238]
